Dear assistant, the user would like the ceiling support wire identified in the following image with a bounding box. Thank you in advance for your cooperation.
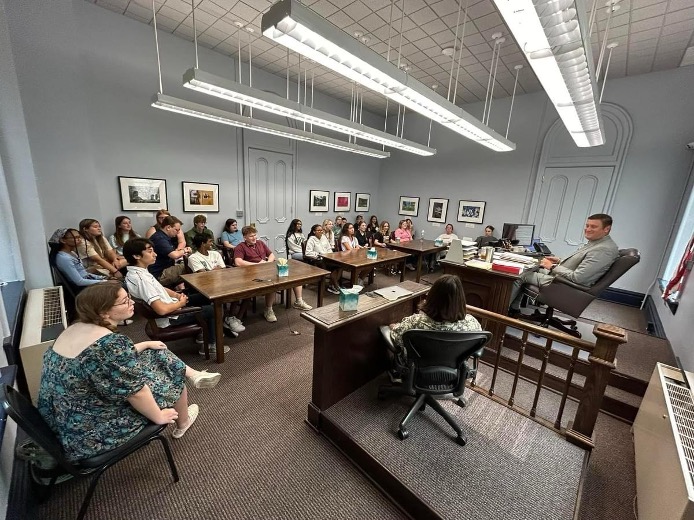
[599,43,617,103]
[506,65,522,139]
[596,4,619,83]
[447,0,464,102]
[452,0,469,104]
[237,24,242,87]
[482,35,501,125]
[395,103,402,138]
[383,0,395,147]
[427,119,433,147]
[587,0,600,40]
[190,0,199,69]
[350,83,355,143]
[297,55,301,103]
[286,48,290,100]
[303,64,307,131]
[310,67,314,132]
[395,0,406,70]
[151,0,163,94]
[247,27,253,118]
[485,37,504,126]
[400,106,406,138]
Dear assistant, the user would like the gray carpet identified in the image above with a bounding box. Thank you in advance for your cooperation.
[30,272,642,519]
[323,376,585,520]
[579,300,647,333]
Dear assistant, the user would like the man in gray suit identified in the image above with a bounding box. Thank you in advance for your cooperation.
[508,214,618,315]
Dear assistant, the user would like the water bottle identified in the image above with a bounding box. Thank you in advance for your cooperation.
[420,230,424,242]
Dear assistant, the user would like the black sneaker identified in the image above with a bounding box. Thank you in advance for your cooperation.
[388,369,402,384]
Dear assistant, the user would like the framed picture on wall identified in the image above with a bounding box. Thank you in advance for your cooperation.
[118,176,167,211]
[182,182,219,212]
[309,190,329,212]
[457,200,486,223]
[355,193,370,212]
[427,198,449,223]
[398,196,420,217]
[334,192,351,212]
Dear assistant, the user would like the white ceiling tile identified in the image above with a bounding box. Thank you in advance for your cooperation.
[228,1,258,22]
[630,0,664,8]
[668,0,694,13]
[466,0,495,19]
[310,1,339,18]
[430,0,460,18]
[197,0,228,17]
[96,0,129,10]
[665,7,694,24]
[659,28,693,42]
[472,12,502,32]
[126,2,153,21]
[359,14,386,33]
[327,10,355,29]
[409,6,438,26]
[628,27,661,42]
[159,5,187,22]
[163,0,193,16]
[629,38,658,51]
[630,3,668,23]
[652,54,684,70]
[342,1,371,22]
[629,16,665,34]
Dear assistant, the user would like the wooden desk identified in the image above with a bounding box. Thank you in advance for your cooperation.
[321,248,409,286]
[387,239,448,282]
[300,280,429,428]
[182,260,329,362]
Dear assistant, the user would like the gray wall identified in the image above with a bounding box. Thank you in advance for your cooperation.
[3,0,384,252]
[378,66,694,293]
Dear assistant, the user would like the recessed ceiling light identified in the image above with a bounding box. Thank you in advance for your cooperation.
[442,47,456,56]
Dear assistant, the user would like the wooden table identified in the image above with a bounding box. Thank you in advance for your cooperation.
[320,248,409,286]
[387,239,448,282]
[300,280,429,426]
[182,260,329,362]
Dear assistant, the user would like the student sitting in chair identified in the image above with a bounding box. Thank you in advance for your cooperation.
[49,228,109,288]
[381,275,482,383]
[124,238,231,355]
[38,283,221,461]
[184,215,215,251]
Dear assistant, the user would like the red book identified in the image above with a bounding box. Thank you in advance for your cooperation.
[491,262,523,275]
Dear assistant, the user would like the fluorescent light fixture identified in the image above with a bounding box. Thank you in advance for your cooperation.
[151,93,390,158]
[492,0,604,147]
[183,68,436,156]
[261,0,515,152]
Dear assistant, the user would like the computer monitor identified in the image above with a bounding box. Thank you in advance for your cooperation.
[501,223,535,247]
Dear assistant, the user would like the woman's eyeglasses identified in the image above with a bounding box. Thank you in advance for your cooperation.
[114,295,132,306]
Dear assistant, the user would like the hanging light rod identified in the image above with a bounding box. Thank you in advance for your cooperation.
[182,68,436,156]
[492,0,604,147]
[261,0,515,152]
[151,93,390,158]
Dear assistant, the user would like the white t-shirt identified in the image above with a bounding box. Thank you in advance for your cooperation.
[341,235,358,251]
[436,232,459,245]
[188,250,225,272]
[125,266,178,328]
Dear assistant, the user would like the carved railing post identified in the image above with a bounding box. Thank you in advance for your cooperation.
[566,323,627,450]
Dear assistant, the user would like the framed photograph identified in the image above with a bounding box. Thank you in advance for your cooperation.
[398,196,420,217]
[182,182,219,212]
[118,176,167,211]
[457,200,486,223]
[427,198,449,223]
[355,193,370,212]
[334,192,351,212]
[309,190,329,212]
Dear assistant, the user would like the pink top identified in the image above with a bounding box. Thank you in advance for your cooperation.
[394,228,412,242]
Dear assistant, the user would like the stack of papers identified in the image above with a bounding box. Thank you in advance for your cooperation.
[491,260,528,275]
[461,241,477,261]
[465,259,493,270]
[493,252,538,265]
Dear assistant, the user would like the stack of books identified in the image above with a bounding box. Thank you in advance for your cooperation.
[460,240,477,261]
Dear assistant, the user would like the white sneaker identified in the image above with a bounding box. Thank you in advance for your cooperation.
[264,308,277,322]
[198,343,231,356]
[292,299,312,311]
[224,316,246,333]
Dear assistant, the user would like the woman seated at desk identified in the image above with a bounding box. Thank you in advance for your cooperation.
[381,274,482,382]
[475,225,497,248]
[305,224,342,295]
[38,283,221,461]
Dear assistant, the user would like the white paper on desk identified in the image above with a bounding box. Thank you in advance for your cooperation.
[465,260,493,270]
[459,240,477,247]
[493,252,538,265]
[374,286,413,301]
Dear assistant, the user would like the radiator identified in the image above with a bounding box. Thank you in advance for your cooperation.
[19,286,67,403]
[633,363,694,520]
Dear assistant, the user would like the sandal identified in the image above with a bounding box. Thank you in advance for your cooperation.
[172,404,199,439]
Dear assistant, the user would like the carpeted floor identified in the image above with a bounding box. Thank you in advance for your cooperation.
[30,271,648,519]
[579,300,648,333]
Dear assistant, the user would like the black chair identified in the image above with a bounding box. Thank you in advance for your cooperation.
[378,329,492,446]
[132,298,210,358]
[520,248,640,338]
[0,384,179,520]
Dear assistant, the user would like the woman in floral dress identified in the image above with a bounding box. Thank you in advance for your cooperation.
[38,283,221,461]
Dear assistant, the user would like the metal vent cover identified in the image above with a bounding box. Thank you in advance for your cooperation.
[665,381,694,486]
[42,287,64,327]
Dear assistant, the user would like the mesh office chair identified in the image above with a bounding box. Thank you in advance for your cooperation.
[521,248,640,338]
[1,384,179,520]
[378,329,492,446]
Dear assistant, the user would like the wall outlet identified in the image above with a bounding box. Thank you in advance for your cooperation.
[465,223,475,228]
[236,210,244,217]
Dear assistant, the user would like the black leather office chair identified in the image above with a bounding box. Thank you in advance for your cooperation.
[378,330,492,446]
[521,248,640,338]
[0,384,179,520]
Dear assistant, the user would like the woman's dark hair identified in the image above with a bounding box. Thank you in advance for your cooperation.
[75,282,124,331]
[114,216,138,247]
[341,222,353,236]
[286,219,302,239]
[123,238,154,265]
[419,274,467,322]
[307,223,321,239]
[224,218,237,232]
[485,225,495,232]
[369,215,378,226]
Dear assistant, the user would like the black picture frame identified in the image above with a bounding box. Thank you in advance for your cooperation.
[118,176,167,211]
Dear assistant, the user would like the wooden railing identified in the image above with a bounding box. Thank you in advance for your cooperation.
[466,305,628,451]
